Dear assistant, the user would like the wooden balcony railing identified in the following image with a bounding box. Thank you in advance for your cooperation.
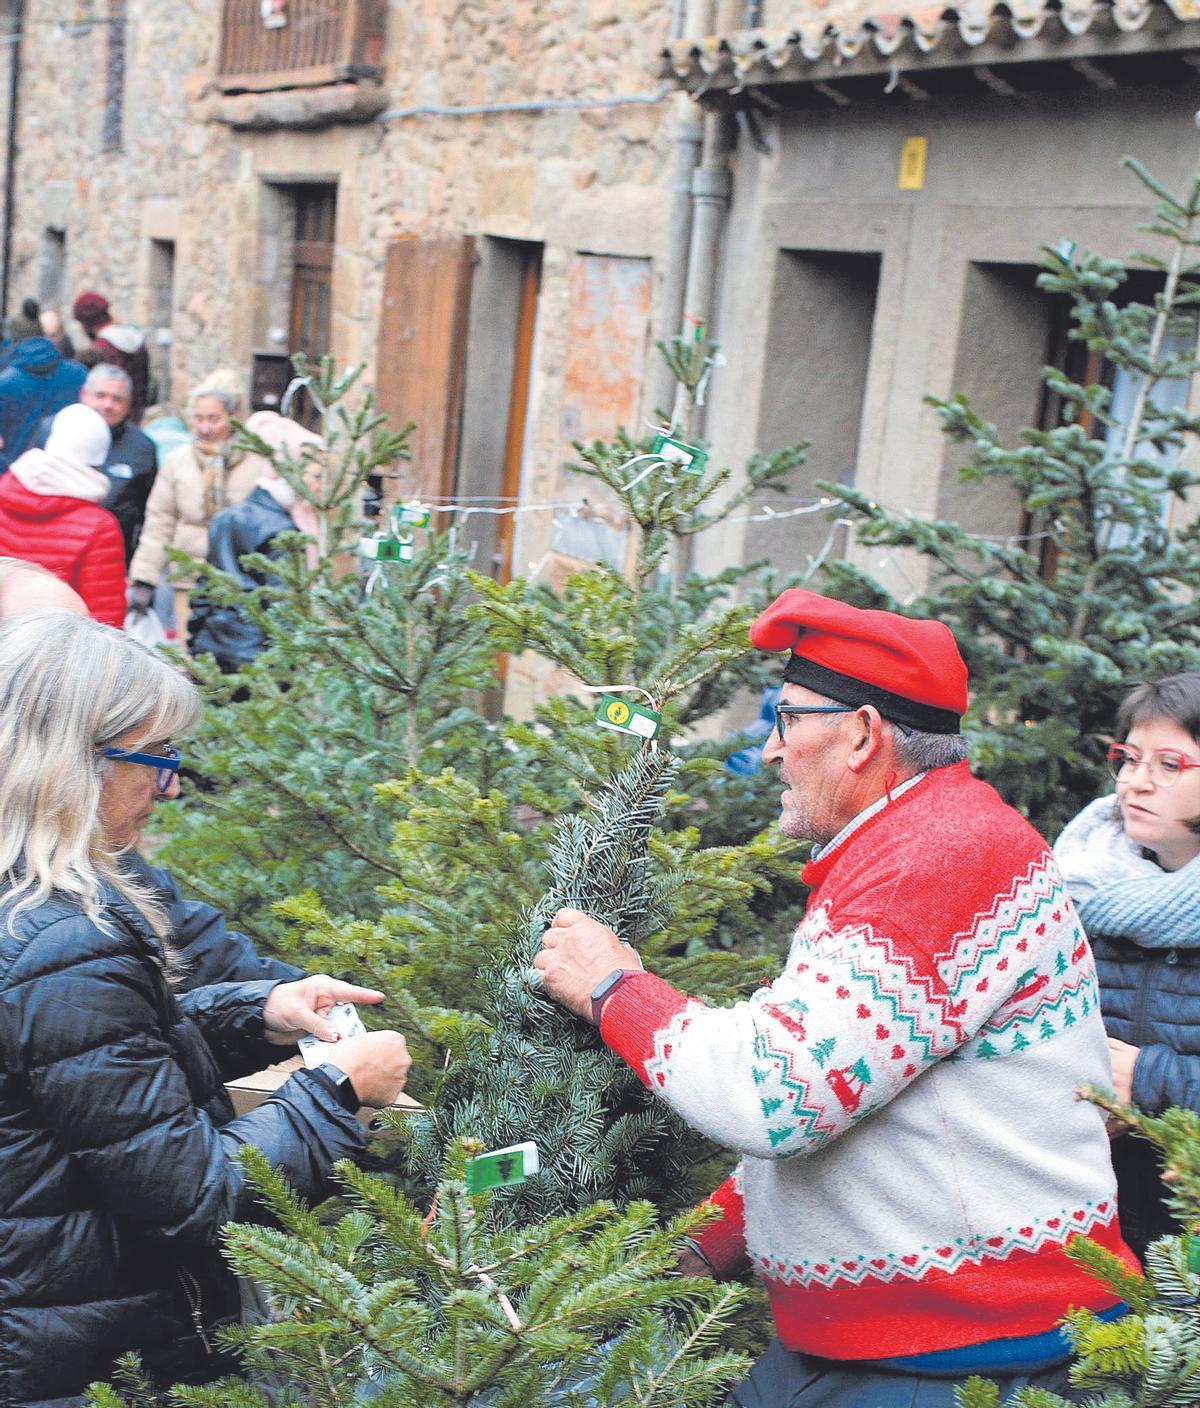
[218,0,387,93]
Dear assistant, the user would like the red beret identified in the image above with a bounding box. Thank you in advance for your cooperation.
[750,589,968,734]
[72,291,109,324]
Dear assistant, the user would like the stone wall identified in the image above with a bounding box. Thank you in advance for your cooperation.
[2,0,676,449]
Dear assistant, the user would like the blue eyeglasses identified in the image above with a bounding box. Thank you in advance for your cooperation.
[100,744,182,794]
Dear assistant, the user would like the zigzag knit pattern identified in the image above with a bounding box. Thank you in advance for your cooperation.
[601,763,1136,1362]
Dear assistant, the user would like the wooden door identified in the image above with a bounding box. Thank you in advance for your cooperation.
[289,185,336,362]
[376,234,476,503]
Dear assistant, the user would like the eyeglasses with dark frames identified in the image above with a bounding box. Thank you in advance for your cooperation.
[1106,743,1200,790]
[774,703,855,745]
[100,744,183,795]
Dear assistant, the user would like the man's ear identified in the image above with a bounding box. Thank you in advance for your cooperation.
[846,705,887,774]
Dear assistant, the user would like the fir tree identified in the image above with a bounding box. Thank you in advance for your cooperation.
[407,747,727,1219]
[85,1145,754,1407]
[819,157,1200,838]
[165,342,814,1098]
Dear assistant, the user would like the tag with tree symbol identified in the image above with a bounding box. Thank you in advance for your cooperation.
[464,1141,540,1193]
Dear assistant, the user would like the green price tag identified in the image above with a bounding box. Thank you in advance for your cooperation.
[1188,1234,1200,1275]
[594,694,661,740]
[651,432,708,477]
[465,1141,539,1193]
[391,503,432,529]
[359,536,413,562]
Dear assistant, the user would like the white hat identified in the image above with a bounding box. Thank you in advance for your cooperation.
[46,403,111,468]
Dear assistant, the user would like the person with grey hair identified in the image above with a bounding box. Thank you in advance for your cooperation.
[129,370,255,639]
[33,361,158,563]
[0,613,414,1402]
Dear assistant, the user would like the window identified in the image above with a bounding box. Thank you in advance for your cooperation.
[755,249,881,568]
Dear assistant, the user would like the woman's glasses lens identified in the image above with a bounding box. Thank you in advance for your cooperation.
[1107,745,1188,787]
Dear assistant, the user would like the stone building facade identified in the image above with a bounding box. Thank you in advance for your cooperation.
[0,0,680,672]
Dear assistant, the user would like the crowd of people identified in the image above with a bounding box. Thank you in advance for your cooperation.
[0,292,320,670]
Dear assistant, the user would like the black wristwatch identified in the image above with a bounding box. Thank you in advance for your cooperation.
[590,968,638,1027]
[314,1062,359,1114]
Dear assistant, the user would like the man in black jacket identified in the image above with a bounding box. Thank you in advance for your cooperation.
[33,363,158,563]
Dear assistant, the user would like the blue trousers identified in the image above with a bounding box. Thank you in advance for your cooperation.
[727,1341,1075,1407]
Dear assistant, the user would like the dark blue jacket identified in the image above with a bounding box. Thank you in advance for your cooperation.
[1093,931,1200,1258]
[189,484,292,673]
[0,338,86,472]
[0,880,363,1406]
[34,413,158,563]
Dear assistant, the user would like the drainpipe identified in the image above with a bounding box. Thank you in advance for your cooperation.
[652,97,703,414]
[678,109,735,438]
[0,1,23,324]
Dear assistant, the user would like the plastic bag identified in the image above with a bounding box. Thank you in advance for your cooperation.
[124,606,169,650]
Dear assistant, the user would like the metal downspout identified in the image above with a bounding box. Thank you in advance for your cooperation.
[1,1,22,324]
[652,98,703,414]
[679,110,734,436]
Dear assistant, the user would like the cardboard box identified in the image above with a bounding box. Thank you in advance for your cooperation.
[226,1055,422,1126]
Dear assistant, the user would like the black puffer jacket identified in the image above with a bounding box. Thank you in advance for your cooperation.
[1092,931,1200,1257]
[0,882,366,1407]
[188,484,292,673]
[120,851,303,989]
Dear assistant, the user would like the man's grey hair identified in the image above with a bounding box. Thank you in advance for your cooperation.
[84,363,132,396]
[888,721,968,772]
[807,690,968,772]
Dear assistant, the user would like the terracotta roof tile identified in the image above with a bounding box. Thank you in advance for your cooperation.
[661,0,1200,84]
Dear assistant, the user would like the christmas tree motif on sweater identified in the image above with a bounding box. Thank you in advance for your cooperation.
[826,1058,872,1113]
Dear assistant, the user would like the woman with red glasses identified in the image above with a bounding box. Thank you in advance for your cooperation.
[1054,672,1200,1259]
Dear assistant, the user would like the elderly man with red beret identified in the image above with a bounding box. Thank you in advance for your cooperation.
[536,589,1135,1408]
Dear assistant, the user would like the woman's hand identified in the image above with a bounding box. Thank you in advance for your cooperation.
[1108,1037,1141,1104]
[262,975,384,1044]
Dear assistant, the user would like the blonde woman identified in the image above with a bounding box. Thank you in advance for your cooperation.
[0,612,412,1401]
[128,370,257,638]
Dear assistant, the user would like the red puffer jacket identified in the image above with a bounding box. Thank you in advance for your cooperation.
[0,450,126,626]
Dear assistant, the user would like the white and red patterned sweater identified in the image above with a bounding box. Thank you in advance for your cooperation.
[600,762,1136,1361]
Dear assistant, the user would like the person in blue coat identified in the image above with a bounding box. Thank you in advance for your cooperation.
[1055,671,1200,1260]
[0,611,414,1405]
[0,335,86,472]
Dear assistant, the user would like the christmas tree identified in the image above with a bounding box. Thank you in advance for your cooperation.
[819,157,1200,838]
[84,1144,754,1407]
[159,340,813,1096]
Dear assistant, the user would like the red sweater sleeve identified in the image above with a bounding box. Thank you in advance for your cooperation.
[691,1172,749,1277]
[76,510,127,628]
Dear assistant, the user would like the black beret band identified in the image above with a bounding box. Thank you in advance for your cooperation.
[782,655,962,735]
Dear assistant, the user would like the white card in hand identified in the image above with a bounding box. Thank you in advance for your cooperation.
[298,1001,366,1069]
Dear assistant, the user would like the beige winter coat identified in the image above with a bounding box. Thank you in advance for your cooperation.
[129,441,256,588]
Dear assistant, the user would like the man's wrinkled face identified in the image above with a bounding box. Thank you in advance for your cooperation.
[81,381,130,430]
[761,683,854,845]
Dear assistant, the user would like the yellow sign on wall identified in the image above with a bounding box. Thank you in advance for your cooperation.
[899,137,928,191]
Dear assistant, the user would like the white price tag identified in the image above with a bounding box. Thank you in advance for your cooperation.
[297,1001,366,1069]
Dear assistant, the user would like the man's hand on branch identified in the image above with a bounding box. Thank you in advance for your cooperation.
[534,907,642,1021]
